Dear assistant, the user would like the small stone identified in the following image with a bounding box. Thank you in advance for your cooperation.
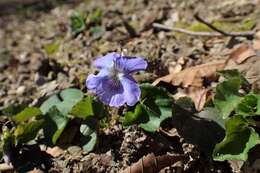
[67,146,82,156]
[16,86,26,95]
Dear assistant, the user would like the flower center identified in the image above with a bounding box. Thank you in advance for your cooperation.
[108,60,124,87]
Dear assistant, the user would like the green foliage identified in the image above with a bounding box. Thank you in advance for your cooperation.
[88,8,102,24]
[213,77,242,119]
[70,11,86,35]
[235,94,260,116]
[213,116,259,161]
[70,97,94,119]
[1,104,27,116]
[12,107,42,122]
[0,87,107,162]
[2,127,15,162]
[206,70,260,161]
[123,84,173,132]
[14,120,45,144]
[80,118,98,152]
[44,41,60,55]
[40,88,103,150]
[70,96,105,119]
[196,107,225,129]
[218,69,250,90]
[40,88,83,144]
[40,88,84,115]
[43,106,69,144]
[90,26,104,39]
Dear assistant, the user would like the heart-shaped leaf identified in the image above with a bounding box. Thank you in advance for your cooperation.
[124,84,173,132]
[44,106,69,144]
[213,116,260,161]
[70,96,105,119]
[218,69,250,90]
[13,107,42,122]
[214,77,242,119]
[196,107,226,129]
[70,97,94,119]
[40,88,84,115]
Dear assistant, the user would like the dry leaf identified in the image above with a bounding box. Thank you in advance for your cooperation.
[253,39,260,51]
[189,87,209,111]
[153,61,226,87]
[229,43,256,64]
[174,87,209,111]
[120,153,185,173]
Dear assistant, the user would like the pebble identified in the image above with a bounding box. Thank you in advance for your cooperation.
[67,146,82,156]
[16,86,26,95]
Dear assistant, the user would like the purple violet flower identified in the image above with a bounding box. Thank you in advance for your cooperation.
[86,52,147,107]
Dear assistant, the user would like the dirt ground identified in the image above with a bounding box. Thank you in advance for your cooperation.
[1,0,260,172]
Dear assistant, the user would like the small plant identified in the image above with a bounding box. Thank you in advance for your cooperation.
[1,51,259,171]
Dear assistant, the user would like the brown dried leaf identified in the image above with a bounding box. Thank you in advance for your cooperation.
[153,61,226,87]
[120,153,185,173]
[189,87,209,111]
[174,87,209,111]
[253,39,260,50]
[229,43,256,64]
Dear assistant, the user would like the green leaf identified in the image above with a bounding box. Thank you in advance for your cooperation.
[80,118,98,152]
[196,107,226,129]
[123,104,143,126]
[218,69,250,91]
[13,107,42,122]
[92,99,106,119]
[44,41,60,55]
[70,11,86,35]
[70,96,106,119]
[2,128,15,158]
[1,104,27,116]
[257,96,260,115]
[44,106,69,144]
[89,8,102,24]
[90,26,104,39]
[174,97,197,113]
[214,77,242,119]
[40,88,84,115]
[213,116,259,161]
[236,94,258,117]
[172,99,225,155]
[40,95,60,114]
[14,120,44,144]
[124,84,173,132]
[70,97,94,119]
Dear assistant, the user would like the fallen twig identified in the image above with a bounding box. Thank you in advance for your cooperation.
[120,153,186,173]
[0,163,14,172]
[152,23,254,37]
[194,13,254,37]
